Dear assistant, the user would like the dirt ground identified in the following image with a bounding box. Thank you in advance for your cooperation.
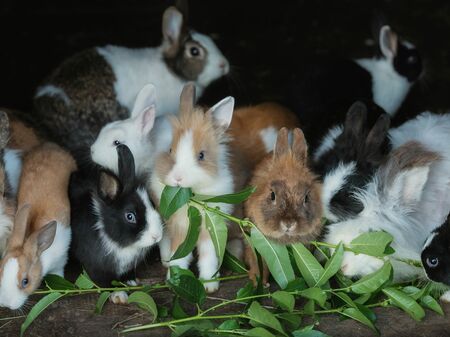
[1,1,450,336]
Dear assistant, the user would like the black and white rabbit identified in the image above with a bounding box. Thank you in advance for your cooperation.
[33,3,229,151]
[70,144,163,303]
[285,21,422,149]
[422,214,450,302]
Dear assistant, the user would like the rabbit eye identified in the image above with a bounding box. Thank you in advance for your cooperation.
[169,148,172,154]
[426,257,439,268]
[190,47,200,56]
[125,211,137,224]
[21,278,29,288]
[407,55,417,64]
[113,140,121,146]
[198,151,205,161]
[270,191,276,201]
[303,192,310,205]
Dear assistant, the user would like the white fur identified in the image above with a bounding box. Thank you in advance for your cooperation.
[91,115,172,175]
[441,291,450,303]
[93,189,162,276]
[4,148,22,195]
[313,125,343,162]
[0,222,71,310]
[97,32,228,117]
[260,127,278,153]
[35,85,72,105]
[0,204,12,257]
[422,232,437,251]
[355,58,411,115]
[321,162,356,222]
[110,291,128,304]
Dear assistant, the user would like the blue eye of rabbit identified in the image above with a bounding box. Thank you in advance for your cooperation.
[113,140,121,146]
[426,257,439,268]
[21,278,29,288]
[198,151,205,161]
[125,211,137,224]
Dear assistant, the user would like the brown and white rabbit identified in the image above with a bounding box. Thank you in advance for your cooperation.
[33,3,229,151]
[229,103,300,170]
[151,83,237,293]
[244,127,323,285]
[0,142,76,309]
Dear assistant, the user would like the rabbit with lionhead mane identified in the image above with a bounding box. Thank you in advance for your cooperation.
[151,83,238,293]
[0,142,76,310]
[33,3,229,151]
[244,127,323,285]
[91,84,172,175]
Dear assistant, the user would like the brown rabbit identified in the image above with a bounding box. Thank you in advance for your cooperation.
[229,103,299,170]
[0,142,76,310]
[244,127,323,285]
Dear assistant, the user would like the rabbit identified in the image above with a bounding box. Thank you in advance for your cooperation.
[421,214,450,302]
[91,84,172,175]
[229,102,300,170]
[70,144,163,303]
[284,21,422,150]
[317,110,450,225]
[313,101,391,222]
[324,142,441,282]
[33,3,229,152]
[0,142,76,310]
[244,127,322,285]
[151,83,237,293]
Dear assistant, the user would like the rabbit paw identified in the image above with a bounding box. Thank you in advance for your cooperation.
[440,291,450,303]
[340,252,384,278]
[110,291,128,305]
[204,281,219,293]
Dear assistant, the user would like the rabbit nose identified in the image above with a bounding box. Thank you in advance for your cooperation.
[219,60,229,73]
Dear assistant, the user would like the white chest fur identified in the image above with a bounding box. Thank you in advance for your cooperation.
[355,58,411,115]
[97,46,204,117]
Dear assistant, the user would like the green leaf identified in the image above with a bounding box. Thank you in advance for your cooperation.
[420,295,444,315]
[204,209,228,267]
[349,231,393,257]
[236,282,256,301]
[171,206,202,260]
[250,227,295,289]
[75,271,95,289]
[341,307,377,332]
[248,301,287,336]
[291,243,324,288]
[298,287,327,307]
[402,283,429,300]
[292,330,330,337]
[44,274,76,290]
[128,291,158,321]
[223,249,248,273]
[334,292,357,308]
[172,297,188,319]
[20,292,65,336]
[355,303,377,324]
[350,261,392,294]
[278,313,302,330]
[94,292,110,314]
[160,186,192,220]
[315,242,344,287]
[158,305,169,318]
[245,327,277,337]
[272,290,295,312]
[304,299,315,316]
[285,278,308,292]
[167,266,206,305]
[218,319,240,330]
[202,186,256,204]
[382,288,425,321]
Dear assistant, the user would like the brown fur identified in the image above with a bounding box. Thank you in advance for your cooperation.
[7,113,42,152]
[229,103,299,170]
[244,128,323,284]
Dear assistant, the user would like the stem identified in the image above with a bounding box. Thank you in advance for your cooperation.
[200,294,269,316]
[190,199,253,228]
[122,314,249,333]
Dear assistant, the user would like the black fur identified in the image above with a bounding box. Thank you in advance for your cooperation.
[393,43,422,82]
[421,214,450,285]
[314,102,391,220]
[69,145,151,287]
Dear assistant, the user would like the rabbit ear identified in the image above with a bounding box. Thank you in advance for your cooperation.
[134,106,156,137]
[162,7,184,49]
[0,110,10,149]
[9,204,31,249]
[179,83,196,116]
[292,128,308,164]
[207,97,234,130]
[130,84,156,117]
[116,145,135,191]
[98,170,121,201]
[343,101,367,144]
[364,113,390,159]
[274,127,289,159]
[33,221,57,256]
[379,25,398,59]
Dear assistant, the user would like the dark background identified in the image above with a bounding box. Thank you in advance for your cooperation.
[0,0,449,117]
